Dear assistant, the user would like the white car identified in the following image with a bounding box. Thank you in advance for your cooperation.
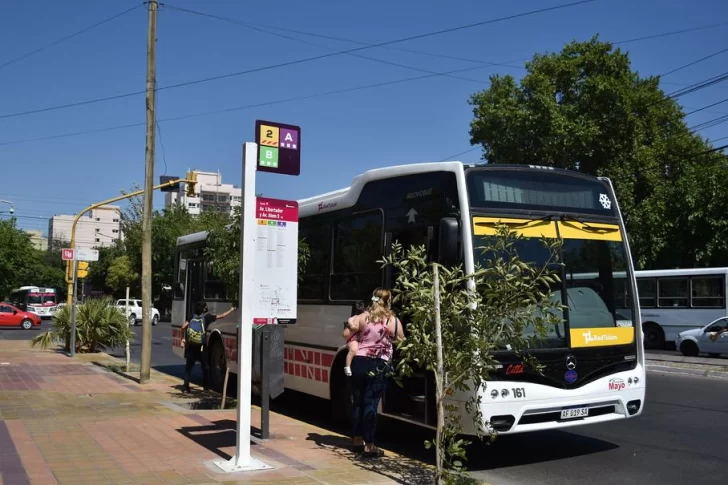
[115,299,160,326]
[675,316,728,357]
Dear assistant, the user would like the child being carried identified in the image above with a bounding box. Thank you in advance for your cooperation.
[344,300,367,377]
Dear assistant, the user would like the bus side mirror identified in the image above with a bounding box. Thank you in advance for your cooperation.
[438,217,459,266]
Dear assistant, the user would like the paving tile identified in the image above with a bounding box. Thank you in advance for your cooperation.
[0,342,441,485]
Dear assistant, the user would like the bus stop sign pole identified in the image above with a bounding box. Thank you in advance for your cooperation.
[214,142,272,473]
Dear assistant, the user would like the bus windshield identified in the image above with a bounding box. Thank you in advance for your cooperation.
[473,228,636,349]
[467,168,637,350]
[27,294,56,305]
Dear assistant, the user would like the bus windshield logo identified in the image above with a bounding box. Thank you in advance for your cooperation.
[599,193,612,209]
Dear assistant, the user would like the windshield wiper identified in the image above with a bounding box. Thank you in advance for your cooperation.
[475,214,554,230]
[559,214,619,234]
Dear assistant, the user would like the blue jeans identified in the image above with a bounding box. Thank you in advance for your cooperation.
[350,356,388,444]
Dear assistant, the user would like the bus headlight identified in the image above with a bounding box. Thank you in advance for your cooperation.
[501,389,509,398]
[491,389,499,399]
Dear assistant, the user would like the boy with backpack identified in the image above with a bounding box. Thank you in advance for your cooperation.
[180,301,236,392]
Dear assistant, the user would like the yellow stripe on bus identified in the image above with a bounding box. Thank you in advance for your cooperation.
[557,221,622,242]
[473,217,557,238]
[472,217,623,242]
[569,327,634,348]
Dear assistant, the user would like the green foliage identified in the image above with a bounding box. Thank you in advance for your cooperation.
[120,190,227,295]
[31,297,134,353]
[468,36,728,269]
[0,219,65,299]
[383,225,564,484]
[205,206,311,303]
[106,255,138,295]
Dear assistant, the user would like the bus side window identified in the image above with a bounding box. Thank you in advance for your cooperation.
[330,211,384,301]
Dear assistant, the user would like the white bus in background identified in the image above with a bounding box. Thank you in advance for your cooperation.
[171,161,646,436]
[617,267,728,350]
[8,286,58,320]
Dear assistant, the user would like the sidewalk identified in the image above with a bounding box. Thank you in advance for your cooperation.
[0,341,438,485]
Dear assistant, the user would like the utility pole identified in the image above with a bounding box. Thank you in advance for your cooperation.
[140,0,158,384]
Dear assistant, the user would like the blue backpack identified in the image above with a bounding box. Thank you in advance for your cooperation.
[186,316,206,346]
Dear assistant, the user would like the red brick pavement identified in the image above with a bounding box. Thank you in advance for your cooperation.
[0,341,448,485]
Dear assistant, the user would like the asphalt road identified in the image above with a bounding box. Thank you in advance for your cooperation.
[3,322,727,485]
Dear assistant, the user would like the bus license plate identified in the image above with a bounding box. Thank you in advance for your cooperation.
[561,406,589,419]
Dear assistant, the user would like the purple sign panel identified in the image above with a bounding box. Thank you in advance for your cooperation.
[255,120,301,176]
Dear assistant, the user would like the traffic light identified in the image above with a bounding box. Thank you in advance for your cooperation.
[77,261,89,279]
[185,170,197,197]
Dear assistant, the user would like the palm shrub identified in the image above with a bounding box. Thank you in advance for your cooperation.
[31,297,134,353]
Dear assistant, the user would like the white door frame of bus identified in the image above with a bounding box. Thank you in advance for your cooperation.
[214,142,272,473]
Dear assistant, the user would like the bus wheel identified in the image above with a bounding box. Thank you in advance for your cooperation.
[208,339,227,393]
[642,323,664,350]
[331,355,352,425]
[680,341,699,357]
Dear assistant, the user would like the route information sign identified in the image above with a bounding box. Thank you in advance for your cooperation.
[252,197,299,325]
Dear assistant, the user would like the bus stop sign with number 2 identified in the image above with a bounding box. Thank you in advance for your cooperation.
[256,120,301,176]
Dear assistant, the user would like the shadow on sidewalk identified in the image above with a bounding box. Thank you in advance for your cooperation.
[176,419,259,461]
[306,432,433,485]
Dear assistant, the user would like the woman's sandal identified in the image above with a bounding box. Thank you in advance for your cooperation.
[362,448,385,458]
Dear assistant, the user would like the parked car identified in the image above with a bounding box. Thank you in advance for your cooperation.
[0,302,42,330]
[675,316,728,357]
[115,299,160,326]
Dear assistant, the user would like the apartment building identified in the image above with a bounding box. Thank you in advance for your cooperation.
[48,205,122,250]
[164,170,242,215]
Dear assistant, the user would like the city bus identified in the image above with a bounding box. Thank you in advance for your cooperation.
[617,267,728,350]
[171,162,645,435]
[8,286,57,320]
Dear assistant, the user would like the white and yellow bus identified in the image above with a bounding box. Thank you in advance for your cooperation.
[171,162,645,435]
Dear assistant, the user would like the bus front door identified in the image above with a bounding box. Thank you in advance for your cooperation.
[382,226,437,426]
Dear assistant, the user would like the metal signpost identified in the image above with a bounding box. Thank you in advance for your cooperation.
[64,248,99,357]
[214,120,301,474]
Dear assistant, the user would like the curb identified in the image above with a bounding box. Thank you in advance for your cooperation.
[645,354,728,367]
[646,362,728,379]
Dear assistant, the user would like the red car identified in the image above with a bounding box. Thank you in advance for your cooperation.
[0,303,42,329]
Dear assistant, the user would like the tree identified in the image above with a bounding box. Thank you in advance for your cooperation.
[31,297,133,353]
[106,255,138,296]
[86,243,126,296]
[120,189,226,296]
[0,219,65,298]
[468,36,728,269]
[383,226,564,485]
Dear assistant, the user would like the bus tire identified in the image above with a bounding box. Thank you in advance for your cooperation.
[207,337,227,393]
[330,352,352,425]
[642,322,665,350]
[680,340,699,357]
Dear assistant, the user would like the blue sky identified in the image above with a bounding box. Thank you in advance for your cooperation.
[1,0,726,237]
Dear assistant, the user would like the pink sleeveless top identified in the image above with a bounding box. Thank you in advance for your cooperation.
[355,315,395,361]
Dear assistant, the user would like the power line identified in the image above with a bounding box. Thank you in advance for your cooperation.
[0,3,144,70]
[165,3,525,73]
[165,5,491,85]
[438,147,480,162]
[668,72,728,98]
[660,47,728,77]
[0,64,499,147]
[685,97,728,116]
[614,21,728,45]
[0,0,595,121]
[691,113,728,132]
